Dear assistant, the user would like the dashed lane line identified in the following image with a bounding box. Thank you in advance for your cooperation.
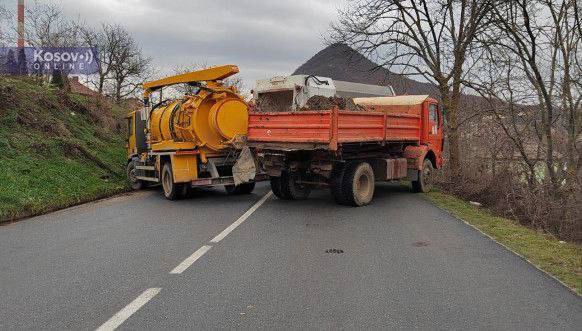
[96,191,273,330]
[210,191,273,243]
[170,245,212,274]
[96,288,161,331]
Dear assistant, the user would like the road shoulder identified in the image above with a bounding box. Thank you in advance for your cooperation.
[425,191,582,296]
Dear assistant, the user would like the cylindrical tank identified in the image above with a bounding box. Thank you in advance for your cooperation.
[150,85,249,151]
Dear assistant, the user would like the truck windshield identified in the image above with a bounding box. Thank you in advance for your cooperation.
[429,104,438,123]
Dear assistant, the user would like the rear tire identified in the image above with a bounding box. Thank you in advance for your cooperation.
[281,171,311,200]
[225,182,256,195]
[330,163,348,204]
[161,162,183,200]
[270,175,288,199]
[126,161,144,190]
[340,161,375,206]
[411,159,434,193]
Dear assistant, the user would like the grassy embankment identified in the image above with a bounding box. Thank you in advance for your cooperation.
[426,190,582,295]
[0,76,129,222]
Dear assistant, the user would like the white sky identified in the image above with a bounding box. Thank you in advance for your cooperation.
[0,0,347,87]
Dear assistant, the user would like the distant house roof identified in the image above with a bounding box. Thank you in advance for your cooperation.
[354,95,429,106]
[68,76,99,97]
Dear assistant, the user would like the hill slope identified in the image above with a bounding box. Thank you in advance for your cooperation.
[293,43,439,96]
[0,76,129,221]
[293,43,489,124]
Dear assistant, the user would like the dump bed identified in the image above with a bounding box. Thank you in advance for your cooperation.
[248,104,425,151]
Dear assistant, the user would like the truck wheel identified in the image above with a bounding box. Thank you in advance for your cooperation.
[411,159,434,193]
[126,162,144,190]
[225,182,256,195]
[270,176,289,199]
[330,163,348,204]
[341,161,375,206]
[161,162,183,200]
[281,171,311,200]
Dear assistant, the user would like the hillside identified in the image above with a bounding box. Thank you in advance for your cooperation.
[0,76,129,222]
[294,43,490,126]
[293,43,439,96]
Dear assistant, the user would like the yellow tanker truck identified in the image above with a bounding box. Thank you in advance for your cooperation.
[125,65,259,199]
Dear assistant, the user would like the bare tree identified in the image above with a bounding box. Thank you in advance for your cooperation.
[0,3,12,47]
[108,33,151,103]
[466,50,544,186]
[81,24,130,95]
[25,1,80,47]
[473,0,582,191]
[331,0,494,172]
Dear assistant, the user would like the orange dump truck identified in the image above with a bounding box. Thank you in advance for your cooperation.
[247,94,444,206]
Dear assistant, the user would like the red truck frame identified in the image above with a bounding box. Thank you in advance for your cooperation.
[247,95,444,206]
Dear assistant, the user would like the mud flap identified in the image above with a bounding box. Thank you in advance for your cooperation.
[232,147,257,185]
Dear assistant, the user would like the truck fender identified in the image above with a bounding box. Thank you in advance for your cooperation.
[403,145,431,170]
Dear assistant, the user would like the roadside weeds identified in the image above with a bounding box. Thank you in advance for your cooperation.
[425,190,582,296]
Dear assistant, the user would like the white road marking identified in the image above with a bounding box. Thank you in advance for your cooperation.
[170,245,212,274]
[96,288,161,331]
[211,191,273,243]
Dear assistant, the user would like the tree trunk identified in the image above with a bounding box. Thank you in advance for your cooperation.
[442,90,461,174]
[447,106,461,173]
[98,74,105,95]
[115,81,122,104]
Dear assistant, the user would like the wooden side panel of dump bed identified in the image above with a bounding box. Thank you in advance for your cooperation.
[248,108,422,151]
[248,111,332,144]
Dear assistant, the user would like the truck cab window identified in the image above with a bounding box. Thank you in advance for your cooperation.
[429,104,438,122]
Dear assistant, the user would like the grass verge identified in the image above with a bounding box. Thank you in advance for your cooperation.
[0,76,130,223]
[425,190,582,295]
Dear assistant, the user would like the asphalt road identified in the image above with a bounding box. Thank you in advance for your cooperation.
[1,183,580,330]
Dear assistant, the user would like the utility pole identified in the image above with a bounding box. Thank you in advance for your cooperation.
[16,0,27,75]
[17,0,24,48]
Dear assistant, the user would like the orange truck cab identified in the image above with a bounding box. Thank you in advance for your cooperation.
[247,94,445,206]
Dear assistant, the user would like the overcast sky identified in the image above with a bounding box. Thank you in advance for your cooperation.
[1,0,347,87]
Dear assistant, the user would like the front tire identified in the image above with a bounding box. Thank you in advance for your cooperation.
[161,162,183,200]
[127,161,144,190]
[340,161,375,206]
[411,159,434,193]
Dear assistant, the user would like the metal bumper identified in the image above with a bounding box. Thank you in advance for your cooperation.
[190,173,268,187]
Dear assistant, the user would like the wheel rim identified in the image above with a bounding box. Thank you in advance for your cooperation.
[355,170,373,203]
[287,172,310,199]
[163,169,172,196]
[129,167,138,184]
